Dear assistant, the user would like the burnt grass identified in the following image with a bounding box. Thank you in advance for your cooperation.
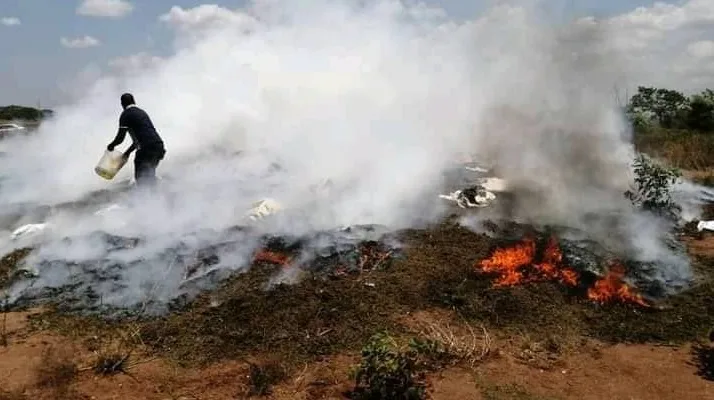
[0,247,31,290]
[13,221,714,367]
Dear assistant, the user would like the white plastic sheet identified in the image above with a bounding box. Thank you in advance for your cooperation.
[246,198,282,220]
[697,220,714,232]
[439,188,496,208]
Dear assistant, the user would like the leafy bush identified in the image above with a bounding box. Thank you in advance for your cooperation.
[349,332,427,400]
[625,154,682,220]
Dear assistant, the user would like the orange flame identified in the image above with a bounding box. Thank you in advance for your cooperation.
[587,263,649,307]
[479,237,535,286]
[476,236,648,307]
[533,236,579,287]
[253,249,291,266]
[478,236,579,288]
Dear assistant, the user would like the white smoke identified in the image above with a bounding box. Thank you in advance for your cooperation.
[0,0,704,310]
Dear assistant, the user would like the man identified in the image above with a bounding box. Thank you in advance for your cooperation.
[107,93,166,187]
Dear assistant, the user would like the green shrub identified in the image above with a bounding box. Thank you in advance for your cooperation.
[624,154,682,221]
[350,332,426,400]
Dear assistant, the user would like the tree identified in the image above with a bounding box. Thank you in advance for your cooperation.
[687,96,714,132]
[0,105,48,121]
[628,86,690,129]
[686,90,714,132]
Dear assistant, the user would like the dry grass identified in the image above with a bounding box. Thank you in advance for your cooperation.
[634,130,714,171]
[479,382,557,400]
[92,351,131,376]
[81,324,151,377]
[244,360,288,397]
[417,320,493,367]
[513,335,565,371]
[682,169,714,187]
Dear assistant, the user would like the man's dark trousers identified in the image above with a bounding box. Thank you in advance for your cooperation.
[134,144,165,187]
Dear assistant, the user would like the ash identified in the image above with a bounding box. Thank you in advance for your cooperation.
[5,224,402,317]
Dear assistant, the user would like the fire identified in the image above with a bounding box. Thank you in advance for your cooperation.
[478,236,579,288]
[476,235,649,307]
[253,249,291,266]
[587,263,649,307]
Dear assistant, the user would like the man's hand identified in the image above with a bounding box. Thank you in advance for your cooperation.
[108,126,128,152]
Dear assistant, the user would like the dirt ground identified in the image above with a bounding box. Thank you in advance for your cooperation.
[1,309,712,400]
[1,222,714,399]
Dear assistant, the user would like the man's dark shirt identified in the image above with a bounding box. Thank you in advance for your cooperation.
[110,105,163,150]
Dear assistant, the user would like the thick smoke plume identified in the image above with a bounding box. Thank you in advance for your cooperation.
[0,0,703,311]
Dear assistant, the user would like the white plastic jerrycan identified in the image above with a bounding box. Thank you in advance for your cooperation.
[94,149,128,180]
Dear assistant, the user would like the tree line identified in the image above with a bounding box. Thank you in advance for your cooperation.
[2,86,713,132]
[626,87,714,133]
[0,105,53,121]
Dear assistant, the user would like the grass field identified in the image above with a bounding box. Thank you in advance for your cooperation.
[0,129,713,400]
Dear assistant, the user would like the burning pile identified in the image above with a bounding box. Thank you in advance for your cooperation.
[253,249,292,266]
[476,235,649,307]
[247,225,400,275]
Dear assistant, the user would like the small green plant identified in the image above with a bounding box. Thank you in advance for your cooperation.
[625,154,682,220]
[349,332,426,400]
[409,337,450,367]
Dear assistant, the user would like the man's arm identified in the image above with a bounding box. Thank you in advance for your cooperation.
[107,126,128,151]
[123,142,137,159]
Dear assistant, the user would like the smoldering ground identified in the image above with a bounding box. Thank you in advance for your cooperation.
[0,0,704,312]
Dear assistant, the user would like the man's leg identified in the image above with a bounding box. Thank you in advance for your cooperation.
[134,151,158,188]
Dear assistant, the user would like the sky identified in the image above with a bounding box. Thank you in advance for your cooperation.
[0,0,713,107]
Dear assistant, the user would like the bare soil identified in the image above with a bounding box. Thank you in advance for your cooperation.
[1,221,713,399]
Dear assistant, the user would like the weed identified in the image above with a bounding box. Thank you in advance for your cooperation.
[1,293,8,347]
[691,343,714,382]
[245,361,287,397]
[349,332,426,400]
[79,323,146,377]
[93,352,131,376]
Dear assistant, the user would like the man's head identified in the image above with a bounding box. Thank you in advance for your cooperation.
[120,93,135,109]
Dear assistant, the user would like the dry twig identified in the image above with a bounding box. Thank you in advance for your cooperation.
[418,321,493,366]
